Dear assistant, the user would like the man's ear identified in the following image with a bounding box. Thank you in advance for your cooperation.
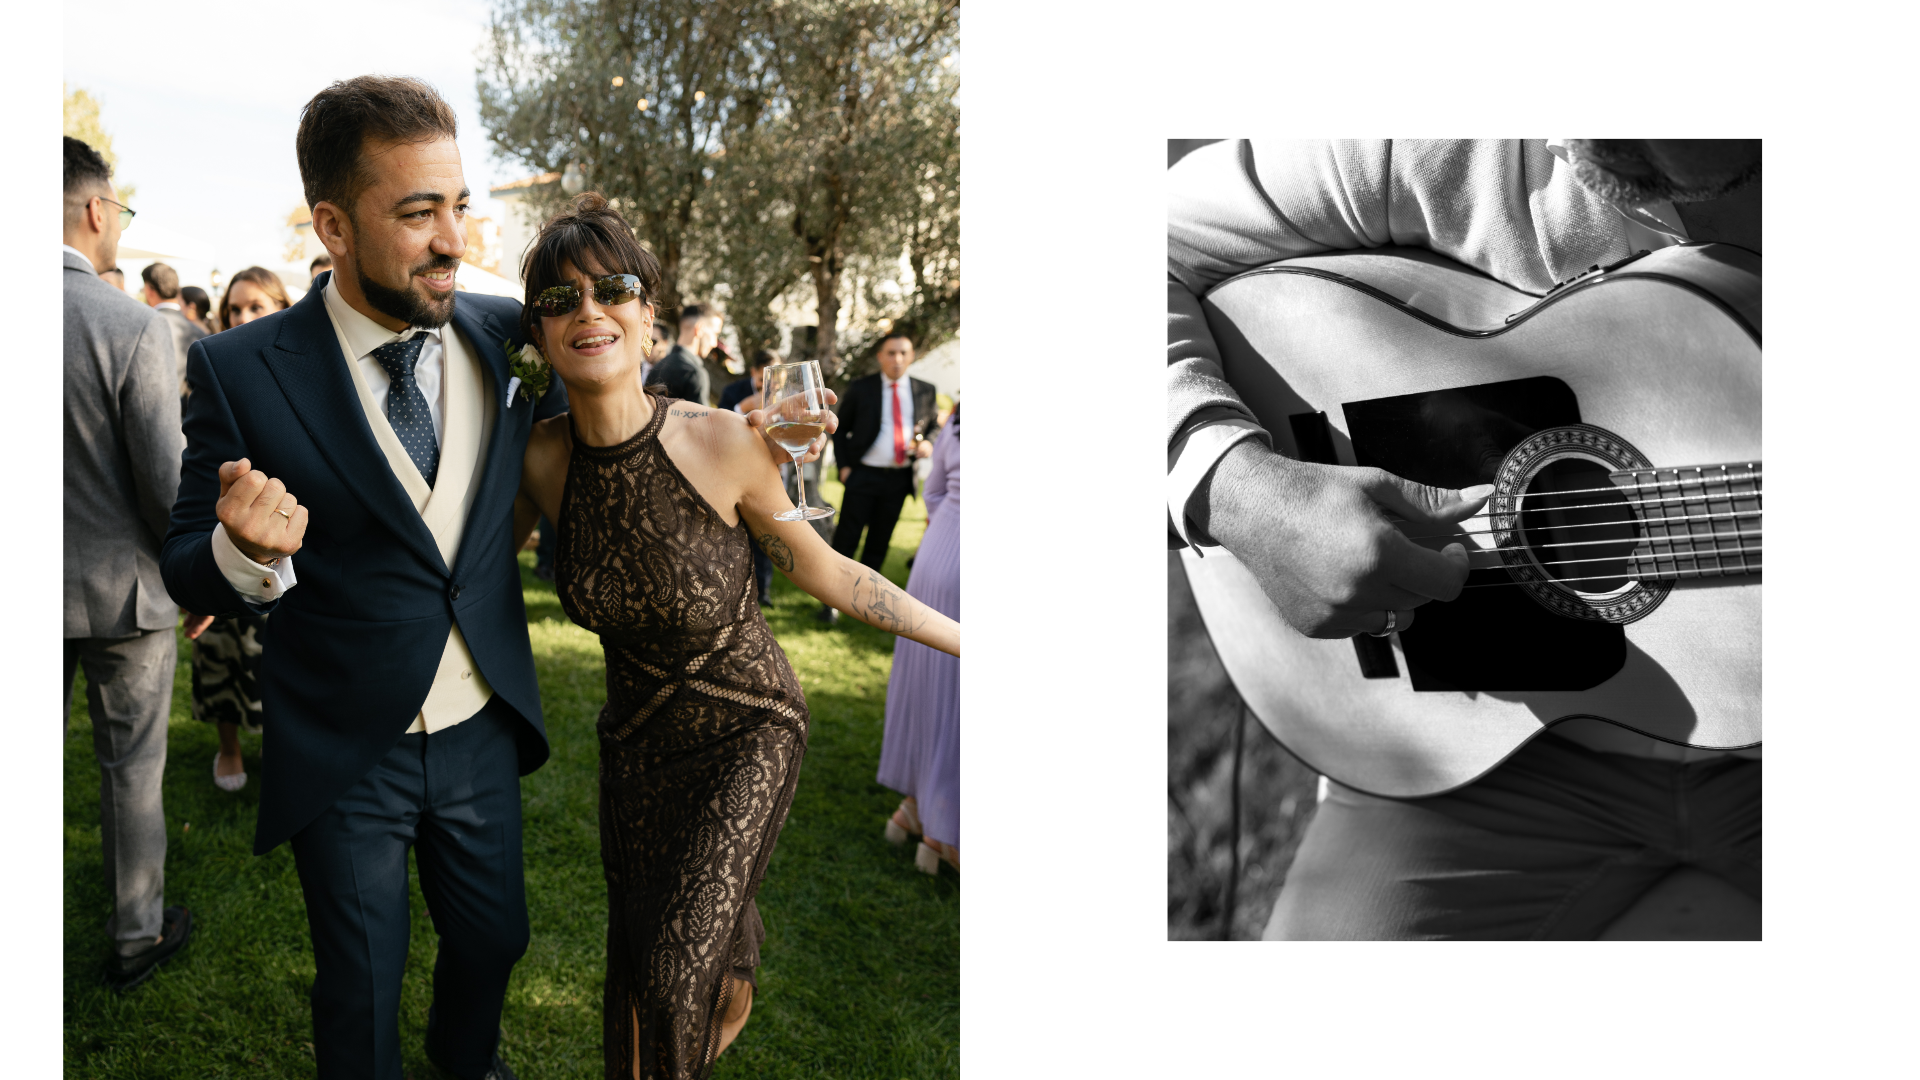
[311,201,353,259]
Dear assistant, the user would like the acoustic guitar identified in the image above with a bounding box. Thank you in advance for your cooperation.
[1179,243,1760,798]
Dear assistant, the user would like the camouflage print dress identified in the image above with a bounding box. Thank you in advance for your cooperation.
[191,614,267,730]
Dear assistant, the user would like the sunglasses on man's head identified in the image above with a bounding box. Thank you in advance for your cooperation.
[530,274,647,318]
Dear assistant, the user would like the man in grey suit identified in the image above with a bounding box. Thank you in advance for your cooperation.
[141,261,208,400]
[63,135,195,991]
[644,301,717,405]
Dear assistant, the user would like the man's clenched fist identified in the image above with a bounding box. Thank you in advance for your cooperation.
[217,458,307,565]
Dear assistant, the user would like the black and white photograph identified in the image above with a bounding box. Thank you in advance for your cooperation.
[1169,139,1762,940]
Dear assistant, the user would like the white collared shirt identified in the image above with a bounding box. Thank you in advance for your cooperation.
[210,278,453,603]
[860,374,917,468]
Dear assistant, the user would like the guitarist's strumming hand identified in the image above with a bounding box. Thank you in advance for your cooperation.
[216,458,309,565]
[1203,440,1491,639]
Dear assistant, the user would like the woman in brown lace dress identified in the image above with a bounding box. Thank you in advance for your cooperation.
[511,195,961,1079]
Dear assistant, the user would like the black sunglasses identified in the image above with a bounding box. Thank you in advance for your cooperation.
[530,274,647,318]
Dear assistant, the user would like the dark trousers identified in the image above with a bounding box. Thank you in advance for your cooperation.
[534,513,556,572]
[1264,733,1760,940]
[830,463,916,571]
[289,695,529,1080]
[66,630,177,954]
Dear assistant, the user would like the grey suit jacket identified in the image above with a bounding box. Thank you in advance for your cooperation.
[157,306,209,399]
[65,250,185,637]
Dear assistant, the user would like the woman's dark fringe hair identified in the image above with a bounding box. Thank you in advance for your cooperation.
[295,76,458,217]
[519,192,663,347]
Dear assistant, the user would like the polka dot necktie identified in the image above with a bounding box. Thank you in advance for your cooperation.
[372,332,438,488]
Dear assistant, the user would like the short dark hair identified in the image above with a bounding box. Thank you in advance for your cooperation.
[310,253,334,272]
[519,192,663,346]
[876,328,913,350]
[64,136,113,227]
[141,263,180,300]
[295,76,459,215]
[750,348,779,370]
[679,303,713,327]
[180,285,210,319]
[99,267,125,286]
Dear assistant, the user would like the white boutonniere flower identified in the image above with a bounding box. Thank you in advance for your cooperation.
[503,339,551,407]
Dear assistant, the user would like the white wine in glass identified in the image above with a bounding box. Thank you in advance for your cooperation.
[764,361,835,522]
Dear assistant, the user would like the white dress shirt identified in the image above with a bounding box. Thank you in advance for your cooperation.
[209,277,452,601]
[860,374,917,468]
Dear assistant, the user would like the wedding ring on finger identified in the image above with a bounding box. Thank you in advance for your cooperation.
[273,503,295,521]
[1368,610,1397,638]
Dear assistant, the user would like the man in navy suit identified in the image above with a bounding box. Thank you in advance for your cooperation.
[818,332,937,622]
[161,77,560,1080]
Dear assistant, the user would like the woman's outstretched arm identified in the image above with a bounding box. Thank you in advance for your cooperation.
[728,440,958,657]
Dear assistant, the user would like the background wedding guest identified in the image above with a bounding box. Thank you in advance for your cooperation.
[142,262,209,401]
[817,330,936,623]
[722,349,780,604]
[308,252,333,284]
[63,135,194,990]
[218,266,292,331]
[879,402,960,873]
[648,301,717,405]
[194,265,292,791]
[99,266,127,291]
[180,285,214,333]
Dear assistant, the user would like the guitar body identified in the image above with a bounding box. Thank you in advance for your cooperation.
[1181,243,1761,797]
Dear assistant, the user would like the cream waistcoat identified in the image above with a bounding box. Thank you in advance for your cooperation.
[322,288,498,733]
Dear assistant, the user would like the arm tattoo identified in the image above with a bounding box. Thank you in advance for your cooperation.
[849,568,922,634]
[756,531,795,573]
[668,407,709,419]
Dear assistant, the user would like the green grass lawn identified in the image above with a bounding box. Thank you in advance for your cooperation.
[64,479,956,1079]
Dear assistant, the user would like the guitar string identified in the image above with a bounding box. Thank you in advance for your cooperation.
[1456,562,1759,589]
[1401,507,1761,542]
[1464,470,1762,501]
[1406,488,1762,525]
[1464,543,1762,573]
[1446,526,1764,554]
[1458,535,1764,571]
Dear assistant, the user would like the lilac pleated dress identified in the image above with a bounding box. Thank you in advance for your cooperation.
[877,407,960,850]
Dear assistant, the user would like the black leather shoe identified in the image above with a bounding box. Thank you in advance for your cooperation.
[758,588,774,607]
[531,564,555,582]
[814,605,839,624]
[107,906,192,992]
[425,1008,518,1080]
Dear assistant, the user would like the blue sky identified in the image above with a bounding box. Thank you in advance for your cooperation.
[65,0,531,277]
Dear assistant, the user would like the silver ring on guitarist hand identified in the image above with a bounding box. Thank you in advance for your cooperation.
[1368,610,1397,638]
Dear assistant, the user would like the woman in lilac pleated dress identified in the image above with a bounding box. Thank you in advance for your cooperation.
[879,402,960,874]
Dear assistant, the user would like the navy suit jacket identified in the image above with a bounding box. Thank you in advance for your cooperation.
[160,278,567,854]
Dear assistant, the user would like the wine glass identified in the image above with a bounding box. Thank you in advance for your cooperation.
[763,361,835,522]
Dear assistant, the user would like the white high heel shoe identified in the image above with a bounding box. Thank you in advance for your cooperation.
[213,755,247,793]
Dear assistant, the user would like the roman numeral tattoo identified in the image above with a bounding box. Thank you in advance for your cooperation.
[849,568,922,634]
[756,531,795,573]
[668,407,709,419]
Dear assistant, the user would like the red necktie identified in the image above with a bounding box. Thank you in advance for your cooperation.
[891,380,907,465]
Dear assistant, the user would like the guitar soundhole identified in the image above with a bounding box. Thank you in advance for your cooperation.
[1519,459,1636,594]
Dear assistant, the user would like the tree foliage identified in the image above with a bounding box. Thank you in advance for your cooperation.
[478,0,958,381]
[62,84,135,203]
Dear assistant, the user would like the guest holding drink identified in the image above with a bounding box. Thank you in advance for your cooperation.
[879,401,960,873]
[513,193,960,1076]
[192,266,291,790]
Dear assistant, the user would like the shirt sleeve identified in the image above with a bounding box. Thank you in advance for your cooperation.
[210,522,298,603]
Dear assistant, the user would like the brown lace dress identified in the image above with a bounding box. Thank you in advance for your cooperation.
[555,393,809,1080]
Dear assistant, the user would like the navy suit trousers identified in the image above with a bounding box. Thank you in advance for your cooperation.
[289,695,528,1080]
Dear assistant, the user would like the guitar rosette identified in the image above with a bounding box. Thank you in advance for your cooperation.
[1487,424,1671,625]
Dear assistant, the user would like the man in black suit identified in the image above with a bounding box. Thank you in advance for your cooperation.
[644,302,717,405]
[819,331,937,623]
[160,77,563,1080]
